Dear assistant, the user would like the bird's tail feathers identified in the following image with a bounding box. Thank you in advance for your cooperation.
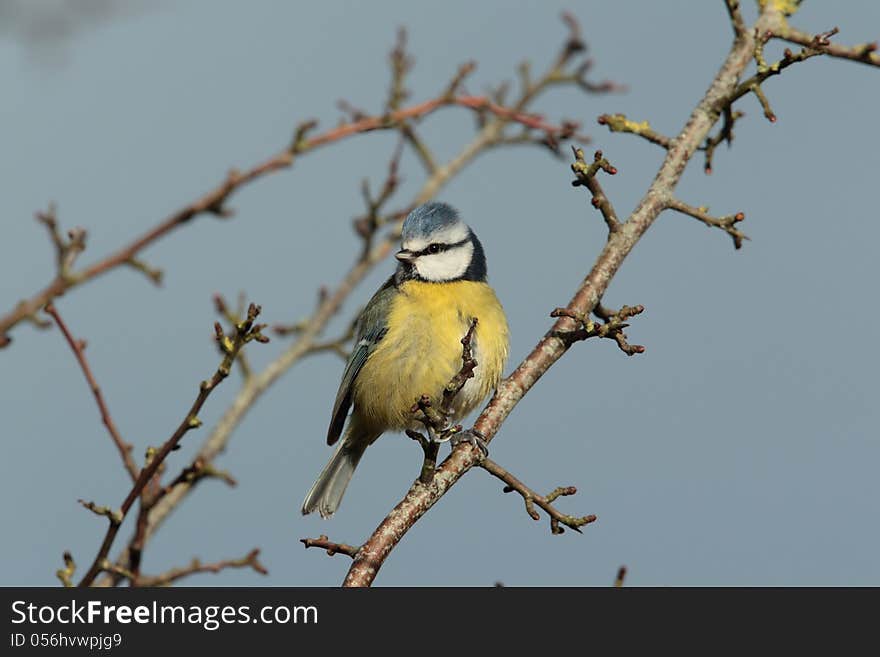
[301,427,375,518]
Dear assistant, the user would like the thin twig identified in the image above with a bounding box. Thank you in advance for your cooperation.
[597,114,673,149]
[666,197,748,250]
[570,147,620,232]
[480,458,596,535]
[134,549,267,586]
[550,303,646,356]
[301,535,360,559]
[0,93,584,347]
[773,24,879,68]
[44,303,139,482]
[76,304,269,587]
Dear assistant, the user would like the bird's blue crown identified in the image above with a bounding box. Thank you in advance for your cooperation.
[401,202,462,241]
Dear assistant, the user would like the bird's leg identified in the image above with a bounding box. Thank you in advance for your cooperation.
[450,428,489,458]
[427,425,446,444]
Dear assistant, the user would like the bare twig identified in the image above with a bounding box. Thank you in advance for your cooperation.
[1,86,588,348]
[76,304,269,587]
[301,535,360,559]
[570,147,620,232]
[44,303,139,482]
[598,114,673,149]
[342,2,843,588]
[134,549,267,586]
[480,458,596,535]
[95,14,615,586]
[550,303,646,356]
[55,552,76,588]
[773,24,879,68]
[702,105,744,174]
[666,198,748,250]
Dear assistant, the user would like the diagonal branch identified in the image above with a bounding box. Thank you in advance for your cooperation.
[76,304,269,587]
[93,15,614,586]
[725,0,747,39]
[44,303,139,482]
[341,1,835,588]
[0,82,590,349]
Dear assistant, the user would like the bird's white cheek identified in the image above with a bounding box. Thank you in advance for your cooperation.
[414,243,473,281]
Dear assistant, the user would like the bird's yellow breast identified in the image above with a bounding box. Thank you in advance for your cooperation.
[353,279,509,432]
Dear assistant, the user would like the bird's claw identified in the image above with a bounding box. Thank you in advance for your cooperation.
[450,429,489,458]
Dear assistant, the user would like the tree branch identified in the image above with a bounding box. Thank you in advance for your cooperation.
[666,198,748,249]
[300,535,360,559]
[340,1,838,588]
[0,76,592,348]
[773,24,879,68]
[76,304,269,587]
[93,14,613,586]
[134,549,267,586]
[44,303,139,482]
[480,458,596,535]
[597,114,673,149]
[570,147,620,232]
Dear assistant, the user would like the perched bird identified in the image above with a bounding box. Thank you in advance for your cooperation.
[302,202,509,518]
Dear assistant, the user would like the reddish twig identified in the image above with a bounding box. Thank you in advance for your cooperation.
[44,303,139,482]
[91,12,620,585]
[0,95,582,348]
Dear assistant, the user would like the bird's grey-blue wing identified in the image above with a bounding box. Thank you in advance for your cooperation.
[326,277,395,445]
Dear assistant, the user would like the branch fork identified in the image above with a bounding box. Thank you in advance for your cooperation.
[570,147,619,232]
[72,302,269,587]
[551,303,646,356]
[480,458,596,535]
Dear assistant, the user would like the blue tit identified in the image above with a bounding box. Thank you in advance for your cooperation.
[302,201,510,518]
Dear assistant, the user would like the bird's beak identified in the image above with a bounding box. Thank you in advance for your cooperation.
[395,249,415,263]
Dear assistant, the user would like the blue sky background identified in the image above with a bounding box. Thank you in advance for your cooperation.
[2,1,879,586]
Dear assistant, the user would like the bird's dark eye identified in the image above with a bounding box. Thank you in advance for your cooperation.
[427,243,442,254]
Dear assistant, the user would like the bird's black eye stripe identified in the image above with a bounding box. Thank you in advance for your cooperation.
[415,237,469,257]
